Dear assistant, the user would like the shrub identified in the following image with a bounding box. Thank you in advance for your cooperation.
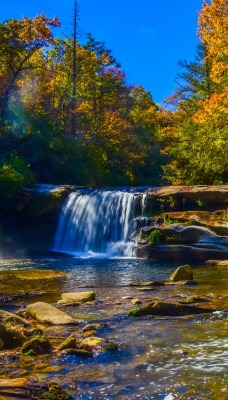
[148,229,166,245]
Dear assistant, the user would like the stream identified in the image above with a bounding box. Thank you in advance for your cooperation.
[0,257,227,399]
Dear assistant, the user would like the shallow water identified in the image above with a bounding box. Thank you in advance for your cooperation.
[0,257,227,399]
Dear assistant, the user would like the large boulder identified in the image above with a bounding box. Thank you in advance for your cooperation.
[26,302,78,325]
[161,210,228,236]
[162,224,228,245]
[135,243,228,262]
[60,292,96,303]
[128,301,212,317]
[205,259,228,267]
[169,265,193,282]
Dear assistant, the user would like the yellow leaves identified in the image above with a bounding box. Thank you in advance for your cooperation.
[193,88,228,125]
[198,0,228,84]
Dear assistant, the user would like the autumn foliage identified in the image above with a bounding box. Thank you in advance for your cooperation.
[0,1,227,189]
[160,0,228,184]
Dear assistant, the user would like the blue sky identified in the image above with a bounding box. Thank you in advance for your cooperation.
[1,0,203,104]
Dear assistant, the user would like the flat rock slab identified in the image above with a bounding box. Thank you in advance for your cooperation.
[0,379,71,400]
[147,185,228,204]
[61,292,96,303]
[135,243,228,262]
[205,260,228,267]
[26,302,78,325]
[128,301,213,317]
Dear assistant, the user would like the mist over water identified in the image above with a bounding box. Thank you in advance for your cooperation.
[53,190,146,257]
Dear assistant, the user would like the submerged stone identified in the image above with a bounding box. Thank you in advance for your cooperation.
[83,329,98,337]
[57,300,81,307]
[169,265,193,282]
[81,336,118,351]
[82,323,108,332]
[60,348,93,358]
[140,280,165,286]
[179,295,209,304]
[128,301,212,317]
[26,302,78,325]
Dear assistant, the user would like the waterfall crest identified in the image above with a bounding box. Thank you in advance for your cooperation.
[53,190,145,257]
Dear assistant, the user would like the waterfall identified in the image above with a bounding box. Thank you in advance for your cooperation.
[53,190,145,258]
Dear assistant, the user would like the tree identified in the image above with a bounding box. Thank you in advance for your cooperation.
[0,15,60,123]
[198,0,228,85]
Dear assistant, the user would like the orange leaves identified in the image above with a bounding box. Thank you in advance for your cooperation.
[193,88,228,125]
[198,0,228,83]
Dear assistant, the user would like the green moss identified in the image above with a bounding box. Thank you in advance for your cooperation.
[163,214,179,225]
[58,334,77,351]
[104,340,118,351]
[21,336,52,356]
[128,308,141,317]
[179,295,209,304]
[148,229,166,245]
[43,382,72,400]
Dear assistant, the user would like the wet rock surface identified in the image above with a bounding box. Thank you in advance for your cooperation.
[26,302,78,325]
[128,301,213,317]
[169,265,193,282]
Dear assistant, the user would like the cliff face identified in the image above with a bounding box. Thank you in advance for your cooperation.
[134,185,228,262]
[0,184,227,260]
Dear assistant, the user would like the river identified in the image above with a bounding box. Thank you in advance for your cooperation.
[0,256,227,399]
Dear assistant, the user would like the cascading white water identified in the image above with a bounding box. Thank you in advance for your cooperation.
[53,190,144,257]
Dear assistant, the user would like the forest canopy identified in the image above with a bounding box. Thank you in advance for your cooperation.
[0,0,227,198]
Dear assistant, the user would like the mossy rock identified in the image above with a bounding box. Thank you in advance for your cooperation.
[148,229,166,245]
[58,334,77,351]
[21,336,52,356]
[169,265,193,282]
[0,310,30,327]
[0,323,27,349]
[128,301,212,317]
[43,382,72,400]
[179,295,209,304]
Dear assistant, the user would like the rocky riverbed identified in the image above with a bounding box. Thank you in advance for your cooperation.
[0,258,227,399]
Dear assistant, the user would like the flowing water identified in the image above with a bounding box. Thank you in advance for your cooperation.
[53,189,146,257]
[0,257,227,399]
